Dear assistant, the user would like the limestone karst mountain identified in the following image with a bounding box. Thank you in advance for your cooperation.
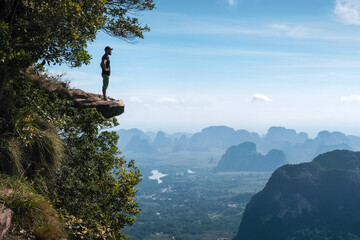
[116,126,360,165]
[153,131,173,149]
[125,135,156,153]
[234,150,360,240]
[173,126,260,151]
[263,126,308,145]
[117,128,146,150]
[215,142,287,172]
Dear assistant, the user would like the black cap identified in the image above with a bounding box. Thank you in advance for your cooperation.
[105,46,113,51]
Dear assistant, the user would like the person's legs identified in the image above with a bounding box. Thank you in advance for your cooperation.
[102,87,107,100]
[102,74,109,100]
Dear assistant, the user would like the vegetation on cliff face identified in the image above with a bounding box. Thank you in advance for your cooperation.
[0,176,66,240]
[0,0,155,239]
[0,67,142,239]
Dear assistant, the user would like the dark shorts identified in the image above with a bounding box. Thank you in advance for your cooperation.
[102,74,109,90]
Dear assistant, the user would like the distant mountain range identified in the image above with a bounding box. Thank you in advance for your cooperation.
[117,126,360,163]
[215,142,287,172]
[234,150,360,240]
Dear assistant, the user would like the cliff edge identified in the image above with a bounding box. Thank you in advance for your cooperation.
[67,88,124,118]
[37,79,124,119]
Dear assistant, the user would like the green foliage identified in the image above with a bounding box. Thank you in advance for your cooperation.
[0,20,9,62]
[0,0,152,236]
[0,0,154,99]
[0,122,64,178]
[102,0,155,40]
[0,69,142,239]
[1,0,154,67]
[0,175,66,240]
[0,69,65,179]
[52,107,141,239]
[0,138,22,176]
[62,212,115,240]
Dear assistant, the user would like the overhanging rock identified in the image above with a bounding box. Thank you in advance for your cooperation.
[67,89,124,118]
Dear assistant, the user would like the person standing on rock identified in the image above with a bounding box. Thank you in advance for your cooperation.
[101,46,113,101]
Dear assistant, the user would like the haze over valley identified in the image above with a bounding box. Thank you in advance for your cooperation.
[120,126,360,239]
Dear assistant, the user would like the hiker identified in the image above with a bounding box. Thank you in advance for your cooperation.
[101,46,113,101]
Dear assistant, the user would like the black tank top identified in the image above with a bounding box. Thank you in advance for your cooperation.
[101,54,110,76]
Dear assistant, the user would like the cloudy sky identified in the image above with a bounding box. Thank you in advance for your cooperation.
[50,0,360,136]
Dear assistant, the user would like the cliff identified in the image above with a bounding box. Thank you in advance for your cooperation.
[215,142,287,172]
[234,150,360,240]
[67,88,124,118]
[35,79,124,118]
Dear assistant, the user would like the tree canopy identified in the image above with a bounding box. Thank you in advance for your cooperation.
[0,0,155,99]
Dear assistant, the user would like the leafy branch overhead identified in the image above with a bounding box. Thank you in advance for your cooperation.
[0,0,155,99]
[1,0,154,66]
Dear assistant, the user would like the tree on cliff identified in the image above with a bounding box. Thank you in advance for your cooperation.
[0,67,142,239]
[0,0,154,238]
[0,0,155,100]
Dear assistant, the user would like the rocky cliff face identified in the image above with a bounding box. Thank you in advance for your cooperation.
[34,79,124,119]
[0,206,13,240]
[67,89,124,118]
[234,150,360,240]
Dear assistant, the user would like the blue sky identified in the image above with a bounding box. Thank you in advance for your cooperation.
[49,0,360,136]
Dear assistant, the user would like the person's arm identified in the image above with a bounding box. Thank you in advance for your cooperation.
[102,58,110,71]
[101,59,107,71]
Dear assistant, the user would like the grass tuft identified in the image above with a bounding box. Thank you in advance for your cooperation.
[0,138,23,176]
[0,118,64,179]
[0,175,66,240]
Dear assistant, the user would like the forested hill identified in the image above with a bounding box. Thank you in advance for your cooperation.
[234,150,360,240]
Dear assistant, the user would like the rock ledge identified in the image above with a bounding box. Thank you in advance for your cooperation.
[67,89,124,118]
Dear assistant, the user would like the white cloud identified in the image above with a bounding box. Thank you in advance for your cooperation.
[340,94,360,102]
[129,96,142,103]
[228,0,235,6]
[250,94,273,102]
[156,97,184,104]
[335,0,360,25]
